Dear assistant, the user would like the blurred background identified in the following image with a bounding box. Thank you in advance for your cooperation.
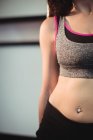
[0,0,47,139]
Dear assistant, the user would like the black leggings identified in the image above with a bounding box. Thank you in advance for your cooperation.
[36,101,93,140]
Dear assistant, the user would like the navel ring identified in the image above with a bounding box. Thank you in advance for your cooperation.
[76,106,82,113]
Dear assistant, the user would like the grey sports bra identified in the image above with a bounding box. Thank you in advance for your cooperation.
[55,16,93,78]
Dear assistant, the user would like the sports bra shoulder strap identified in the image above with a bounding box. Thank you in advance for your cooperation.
[54,16,60,35]
[53,16,60,53]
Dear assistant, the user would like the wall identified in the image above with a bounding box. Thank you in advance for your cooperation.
[0,46,42,137]
[0,0,46,18]
[0,0,47,137]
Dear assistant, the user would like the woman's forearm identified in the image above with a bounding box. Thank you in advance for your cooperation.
[38,91,50,125]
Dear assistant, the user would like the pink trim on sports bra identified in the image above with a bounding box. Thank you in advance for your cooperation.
[64,21,93,36]
[54,16,58,41]
[54,16,59,53]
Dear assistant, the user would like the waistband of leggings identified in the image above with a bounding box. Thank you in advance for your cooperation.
[47,100,93,127]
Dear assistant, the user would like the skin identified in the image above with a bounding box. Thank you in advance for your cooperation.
[38,0,93,124]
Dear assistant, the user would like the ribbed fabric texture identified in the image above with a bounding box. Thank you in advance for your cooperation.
[55,16,93,78]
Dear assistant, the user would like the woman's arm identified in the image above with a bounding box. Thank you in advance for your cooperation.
[38,17,59,124]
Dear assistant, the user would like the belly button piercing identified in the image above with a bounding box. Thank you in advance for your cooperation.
[76,106,82,113]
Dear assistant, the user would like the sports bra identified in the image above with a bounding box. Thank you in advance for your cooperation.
[54,16,93,78]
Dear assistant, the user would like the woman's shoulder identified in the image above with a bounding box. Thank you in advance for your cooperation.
[41,16,54,27]
[40,16,55,36]
[39,17,56,51]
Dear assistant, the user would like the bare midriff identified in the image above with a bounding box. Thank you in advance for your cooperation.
[49,75,93,123]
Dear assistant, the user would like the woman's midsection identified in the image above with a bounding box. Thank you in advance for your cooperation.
[49,75,93,123]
